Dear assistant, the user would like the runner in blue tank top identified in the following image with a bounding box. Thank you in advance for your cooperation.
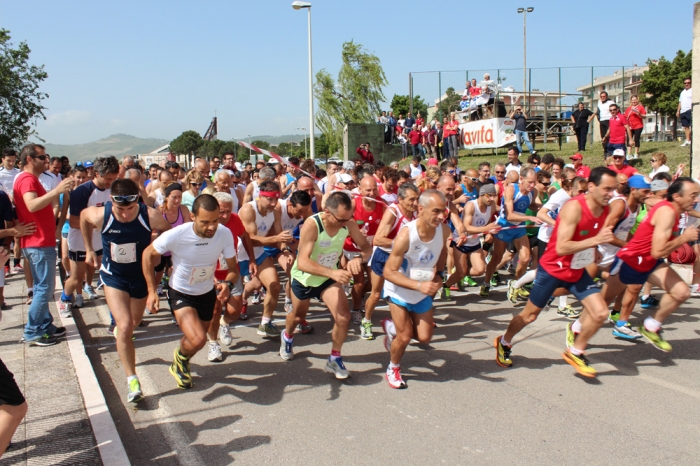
[81,178,173,404]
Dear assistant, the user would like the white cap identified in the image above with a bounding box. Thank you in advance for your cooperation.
[612,149,626,157]
[337,173,354,184]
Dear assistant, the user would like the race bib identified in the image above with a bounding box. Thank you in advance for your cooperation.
[317,252,339,269]
[188,265,215,285]
[409,268,435,282]
[110,243,136,264]
[614,228,631,241]
[571,248,594,269]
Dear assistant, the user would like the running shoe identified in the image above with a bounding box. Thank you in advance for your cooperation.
[3,265,9,277]
[52,327,66,338]
[638,325,672,352]
[523,281,534,291]
[343,283,351,297]
[284,301,293,314]
[442,286,451,299]
[251,291,262,305]
[83,284,97,300]
[239,301,249,320]
[494,336,512,367]
[517,287,530,299]
[169,348,193,389]
[507,280,518,303]
[73,295,84,308]
[386,367,407,389]
[26,290,33,305]
[360,319,374,340]
[612,324,642,340]
[218,322,233,346]
[545,296,555,308]
[491,272,500,287]
[562,349,597,378]
[156,283,164,296]
[59,299,72,318]
[27,333,57,347]
[479,285,490,297]
[12,264,24,274]
[127,378,144,403]
[463,276,478,287]
[257,322,281,338]
[382,318,395,352]
[108,324,115,335]
[325,357,350,379]
[565,322,577,349]
[351,309,363,325]
[690,284,700,297]
[608,310,621,325]
[171,318,178,326]
[557,305,580,319]
[207,341,223,362]
[640,296,660,309]
[280,335,294,361]
[0,302,8,311]
[295,320,314,334]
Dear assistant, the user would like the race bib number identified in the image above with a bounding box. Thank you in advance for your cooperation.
[110,243,136,264]
[188,265,215,285]
[317,252,339,269]
[571,248,594,269]
[409,268,435,282]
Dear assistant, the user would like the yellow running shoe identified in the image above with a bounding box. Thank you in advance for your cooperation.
[169,347,193,389]
[494,336,513,367]
[562,349,596,378]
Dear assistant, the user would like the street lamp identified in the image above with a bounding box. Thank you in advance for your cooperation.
[292,1,315,160]
[517,7,534,111]
[297,127,307,159]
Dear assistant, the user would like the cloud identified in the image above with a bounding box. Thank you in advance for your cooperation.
[45,110,92,127]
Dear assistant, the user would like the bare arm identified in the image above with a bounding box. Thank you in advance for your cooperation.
[243,183,255,204]
[23,177,72,213]
[373,208,399,249]
[147,206,174,232]
[239,204,283,247]
[651,206,698,259]
[602,199,628,248]
[346,219,372,263]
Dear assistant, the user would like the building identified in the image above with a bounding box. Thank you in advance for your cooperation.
[135,144,189,168]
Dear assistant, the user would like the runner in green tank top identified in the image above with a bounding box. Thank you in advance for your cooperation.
[281,191,372,379]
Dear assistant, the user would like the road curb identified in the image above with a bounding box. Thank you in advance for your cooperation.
[54,277,131,466]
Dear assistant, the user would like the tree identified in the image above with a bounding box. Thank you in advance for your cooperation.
[639,50,692,135]
[315,133,330,157]
[315,41,388,154]
[198,139,240,161]
[436,87,462,121]
[170,130,203,157]
[0,29,48,148]
[390,94,428,119]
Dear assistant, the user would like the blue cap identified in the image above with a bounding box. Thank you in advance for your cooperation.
[628,175,650,189]
[84,160,93,168]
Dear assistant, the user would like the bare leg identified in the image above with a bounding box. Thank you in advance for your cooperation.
[503,300,543,344]
[321,284,351,352]
[0,402,28,457]
[173,308,209,358]
[513,236,531,280]
[572,293,609,352]
[104,286,146,377]
[364,272,384,322]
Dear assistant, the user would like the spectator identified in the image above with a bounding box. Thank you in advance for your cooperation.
[415,112,425,128]
[355,143,374,165]
[595,91,615,154]
[603,104,632,157]
[505,147,522,175]
[380,111,390,144]
[404,112,415,133]
[624,95,646,159]
[678,77,692,147]
[427,124,437,159]
[14,144,73,346]
[409,126,423,158]
[510,106,536,156]
[441,117,451,159]
[649,152,670,178]
[388,111,397,144]
[0,149,19,199]
[607,149,638,176]
[408,155,423,180]
[434,122,443,160]
[469,78,481,98]
[571,102,593,152]
[570,153,591,179]
[447,112,460,157]
[60,156,71,177]
[396,113,405,135]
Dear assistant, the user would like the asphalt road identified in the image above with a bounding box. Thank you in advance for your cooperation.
[76,280,700,465]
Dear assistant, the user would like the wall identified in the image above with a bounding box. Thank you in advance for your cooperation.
[343,123,404,163]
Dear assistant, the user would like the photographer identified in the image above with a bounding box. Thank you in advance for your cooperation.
[356,143,375,164]
[510,106,536,156]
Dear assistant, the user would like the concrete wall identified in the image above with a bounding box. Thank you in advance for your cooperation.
[343,123,404,163]
[693,2,700,177]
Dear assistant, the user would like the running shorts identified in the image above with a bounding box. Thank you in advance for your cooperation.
[168,287,217,322]
[528,266,599,309]
[388,295,433,314]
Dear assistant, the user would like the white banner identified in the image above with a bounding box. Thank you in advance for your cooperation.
[459,118,516,149]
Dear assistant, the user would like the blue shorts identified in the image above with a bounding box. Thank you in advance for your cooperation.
[239,260,250,277]
[255,251,271,266]
[450,240,481,254]
[264,246,282,258]
[369,248,390,277]
[495,228,527,243]
[528,266,599,309]
[609,257,661,285]
[388,295,433,314]
[101,273,148,299]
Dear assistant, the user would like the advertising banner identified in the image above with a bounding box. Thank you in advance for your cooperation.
[459,118,516,149]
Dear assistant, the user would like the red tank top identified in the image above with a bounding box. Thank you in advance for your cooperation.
[343,196,386,251]
[540,195,608,281]
[616,200,680,272]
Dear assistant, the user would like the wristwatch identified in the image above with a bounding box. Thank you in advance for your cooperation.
[351,253,364,263]
[223,281,234,290]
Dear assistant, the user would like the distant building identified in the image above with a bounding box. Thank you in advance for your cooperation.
[135,144,189,167]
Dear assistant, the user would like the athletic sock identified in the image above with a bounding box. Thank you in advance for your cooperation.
[61,291,71,302]
[558,296,567,307]
[261,316,271,325]
[284,297,291,305]
[514,270,536,289]
[500,335,511,347]
[641,294,650,301]
[127,375,138,384]
[571,319,582,334]
[568,346,584,356]
[361,317,371,324]
[388,362,399,371]
[283,331,294,342]
[330,349,341,361]
[644,316,661,333]
[27,287,33,294]
[220,315,227,327]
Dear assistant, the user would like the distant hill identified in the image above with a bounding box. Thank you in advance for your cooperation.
[41,134,170,163]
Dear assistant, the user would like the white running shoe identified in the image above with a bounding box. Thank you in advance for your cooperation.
[73,295,84,308]
[324,357,350,379]
[207,341,223,362]
[386,366,407,389]
[218,321,233,346]
[83,284,97,300]
[284,301,293,314]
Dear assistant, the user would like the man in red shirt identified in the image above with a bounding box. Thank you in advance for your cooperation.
[603,104,632,156]
[355,143,374,165]
[570,153,591,179]
[624,96,646,159]
[14,144,73,346]
[607,149,638,177]
[409,126,423,158]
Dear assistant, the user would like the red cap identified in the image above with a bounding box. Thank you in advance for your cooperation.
[570,153,583,161]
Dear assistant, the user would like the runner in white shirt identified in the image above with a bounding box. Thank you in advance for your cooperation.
[143,194,239,390]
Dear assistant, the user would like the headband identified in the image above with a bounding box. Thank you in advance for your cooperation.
[164,183,183,197]
[259,190,280,199]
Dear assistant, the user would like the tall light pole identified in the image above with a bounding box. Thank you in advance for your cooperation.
[517,7,533,110]
[297,127,307,159]
[292,1,315,160]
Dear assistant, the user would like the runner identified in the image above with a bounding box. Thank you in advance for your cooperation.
[599,177,699,352]
[59,156,119,315]
[143,194,239,389]
[434,175,468,299]
[363,183,419,340]
[243,166,276,203]
[81,178,172,402]
[382,190,451,388]
[154,183,191,296]
[495,167,616,377]
[280,191,372,380]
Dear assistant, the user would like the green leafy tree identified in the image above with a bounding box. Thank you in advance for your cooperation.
[436,87,462,121]
[170,130,203,157]
[639,50,692,133]
[0,29,48,148]
[390,94,428,119]
[315,41,388,154]
[315,133,330,157]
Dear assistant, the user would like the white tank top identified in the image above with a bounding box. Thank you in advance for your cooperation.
[598,197,638,259]
[378,203,413,253]
[153,189,165,208]
[384,220,443,304]
[280,199,303,232]
[252,181,261,199]
[229,187,240,214]
[465,199,492,247]
[249,200,275,259]
[410,164,422,179]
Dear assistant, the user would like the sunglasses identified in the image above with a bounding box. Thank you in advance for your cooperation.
[541,182,551,186]
[495,171,505,174]
[111,194,139,203]
[685,82,691,85]
[613,156,625,159]
[469,177,479,182]
[329,211,353,223]
[31,155,48,161]
[190,182,202,186]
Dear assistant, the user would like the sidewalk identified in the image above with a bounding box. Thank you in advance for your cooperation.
[0,268,102,465]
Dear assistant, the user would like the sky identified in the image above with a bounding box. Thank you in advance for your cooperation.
[1,0,697,145]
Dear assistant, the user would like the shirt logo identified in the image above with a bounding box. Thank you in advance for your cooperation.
[319,240,331,247]
[580,230,589,235]
[108,230,121,234]
[195,243,208,246]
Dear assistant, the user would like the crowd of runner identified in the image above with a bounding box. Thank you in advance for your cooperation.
[2,143,699,407]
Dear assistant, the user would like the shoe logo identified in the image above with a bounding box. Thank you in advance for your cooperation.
[176,300,183,305]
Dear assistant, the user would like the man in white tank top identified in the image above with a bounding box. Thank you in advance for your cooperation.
[238,180,290,339]
[213,170,243,214]
[381,190,451,389]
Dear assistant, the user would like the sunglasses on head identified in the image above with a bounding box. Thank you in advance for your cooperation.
[31,155,48,161]
[469,177,479,182]
[111,194,138,204]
